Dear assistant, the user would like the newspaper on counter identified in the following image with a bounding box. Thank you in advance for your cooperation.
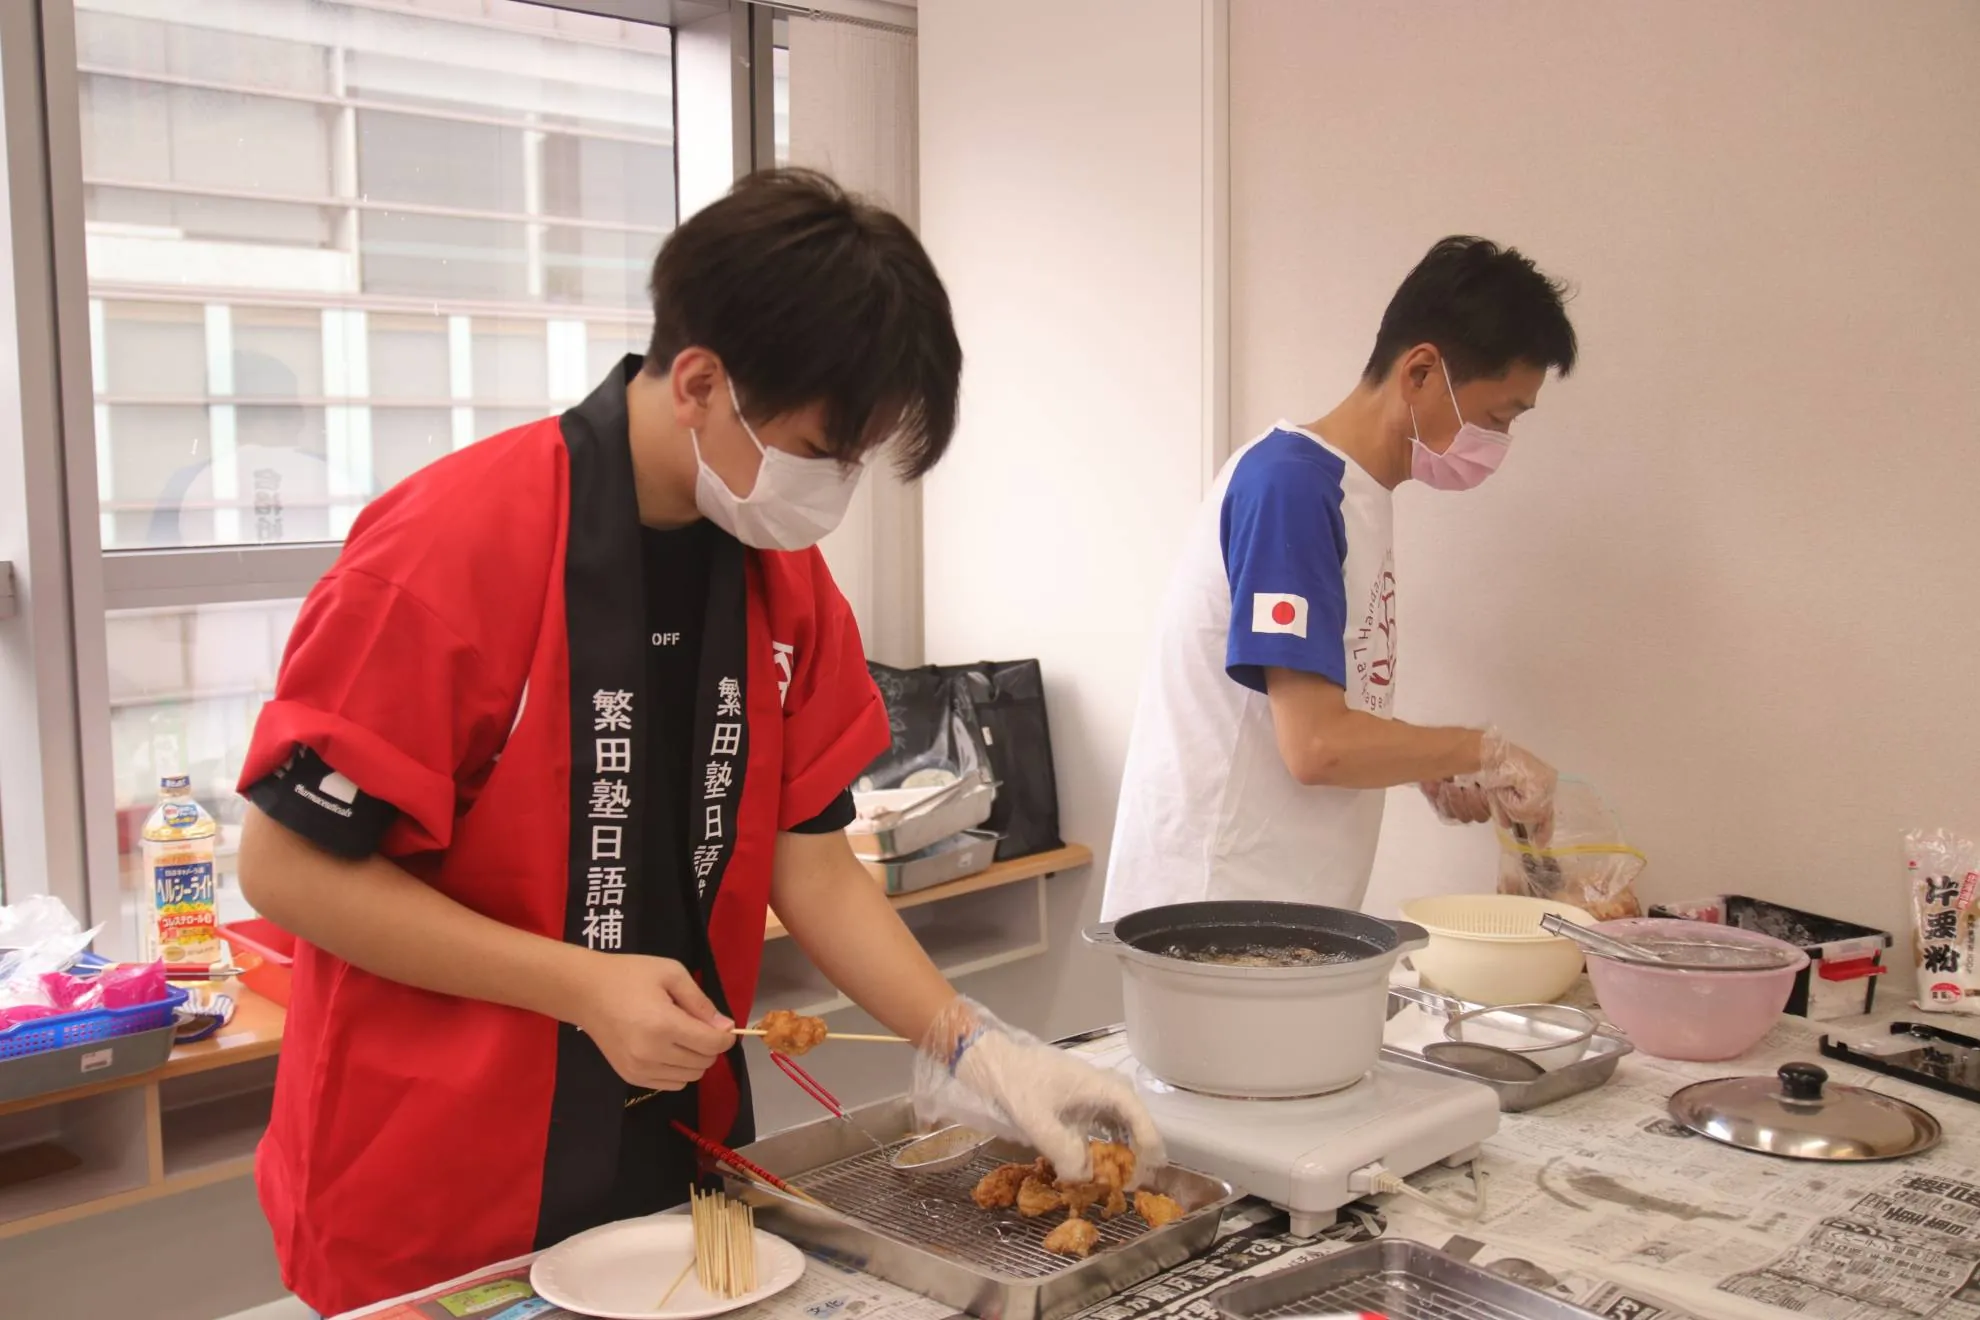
[1385,1012,1980,1320]
[336,1206,1362,1320]
[341,1246,966,1320]
[350,1009,1980,1320]
[340,1196,1704,1320]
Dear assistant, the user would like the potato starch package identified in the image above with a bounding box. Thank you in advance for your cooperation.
[1908,828,1980,1014]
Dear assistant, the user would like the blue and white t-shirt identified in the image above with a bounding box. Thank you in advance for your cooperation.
[1102,424,1396,920]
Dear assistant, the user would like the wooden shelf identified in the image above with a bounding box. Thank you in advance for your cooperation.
[0,988,287,1122]
[764,843,1092,942]
[161,1083,275,1180]
[0,995,287,1239]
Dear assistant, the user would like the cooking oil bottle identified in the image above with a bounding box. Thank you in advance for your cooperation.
[140,774,222,968]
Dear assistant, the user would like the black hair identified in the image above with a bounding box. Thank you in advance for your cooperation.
[1362,236,1577,385]
[646,168,962,480]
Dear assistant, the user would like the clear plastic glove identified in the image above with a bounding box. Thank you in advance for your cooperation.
[1420,729,1557,839]
[1476,727,1558,841]
[911,998,1166,1184]
[1418,777,1491,825]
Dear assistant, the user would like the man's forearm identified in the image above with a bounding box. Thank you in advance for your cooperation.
[1283,709,1485,789]
[1275,708,1481,791]
[769,831,958,1046]
[1264,667,1488,789]
[236,806,592,1024]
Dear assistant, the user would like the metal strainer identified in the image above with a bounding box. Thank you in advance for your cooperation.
[888,1125,994,1175]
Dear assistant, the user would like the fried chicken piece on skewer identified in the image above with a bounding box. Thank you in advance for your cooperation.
[757,1009,828,1056]
[1043,1215,1100,1259]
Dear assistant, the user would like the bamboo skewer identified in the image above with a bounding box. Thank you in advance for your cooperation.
[676,1185,759,1306]
[734,1027,909,1045]
[656,1256,695,1310]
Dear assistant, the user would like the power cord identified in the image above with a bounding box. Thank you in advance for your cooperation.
[1349,1158,1487,1221]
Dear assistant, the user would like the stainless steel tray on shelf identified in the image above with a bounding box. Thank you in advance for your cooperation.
[1384,985,1633,1112]
[1211,1239,1600,1320]
[848,771,997,861]
[729,1097,1241,1320]
[861,829,1000,894]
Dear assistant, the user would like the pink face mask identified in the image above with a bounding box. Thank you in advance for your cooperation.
[1409,360,1511,491]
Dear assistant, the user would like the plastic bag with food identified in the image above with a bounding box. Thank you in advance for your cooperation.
[41,961,170,1014]
[1907,828,1980,1015]
[1495,779,1646,921]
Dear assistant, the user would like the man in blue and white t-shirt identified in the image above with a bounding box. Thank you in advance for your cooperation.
[1103,237,1579,920]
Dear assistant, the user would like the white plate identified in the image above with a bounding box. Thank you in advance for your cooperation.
[530,1215,805,1320]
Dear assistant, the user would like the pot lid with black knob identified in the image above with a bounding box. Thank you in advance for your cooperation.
[1668,1062,1942,1161]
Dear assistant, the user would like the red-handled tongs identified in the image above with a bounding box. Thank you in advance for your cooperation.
[767,1050,890,1156]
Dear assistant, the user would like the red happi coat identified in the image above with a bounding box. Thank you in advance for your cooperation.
[236,359,888,1316]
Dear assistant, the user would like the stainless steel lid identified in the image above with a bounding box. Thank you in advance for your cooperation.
[1668,1063,1942,1161]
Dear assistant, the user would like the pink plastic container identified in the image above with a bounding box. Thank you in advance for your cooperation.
[1586,918,1809,1061]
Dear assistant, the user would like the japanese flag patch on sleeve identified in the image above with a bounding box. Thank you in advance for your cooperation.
[1251,592,1309,638]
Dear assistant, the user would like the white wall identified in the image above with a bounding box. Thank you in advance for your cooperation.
[1229,0,1980,949]
[914,0,1223,1039]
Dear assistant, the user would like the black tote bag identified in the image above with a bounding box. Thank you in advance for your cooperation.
[860,660,1064,862]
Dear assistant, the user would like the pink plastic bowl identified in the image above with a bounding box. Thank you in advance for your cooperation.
[1585,918,1809,1061]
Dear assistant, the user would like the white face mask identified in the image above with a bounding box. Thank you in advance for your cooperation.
[693,378,863,551]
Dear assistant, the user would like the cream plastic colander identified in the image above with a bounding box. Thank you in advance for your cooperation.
[1398,894,1592,1005]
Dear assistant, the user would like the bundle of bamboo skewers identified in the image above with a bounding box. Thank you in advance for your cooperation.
[660,1185,758,1307]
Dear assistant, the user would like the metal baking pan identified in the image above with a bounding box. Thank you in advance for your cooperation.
[1383,985,1634,1112]
[729,1096,1240,1320]
[1212,1239,1599,1320]
[848,771,996,860]
[861,829,1000,894]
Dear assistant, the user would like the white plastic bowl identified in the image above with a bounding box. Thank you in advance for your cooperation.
[1398,894,1592,1006]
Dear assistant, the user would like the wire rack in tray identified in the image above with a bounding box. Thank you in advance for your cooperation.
[1212,1241,1598,1320]
[797,1139,1163,1278]
[1239,1269,1508,1320]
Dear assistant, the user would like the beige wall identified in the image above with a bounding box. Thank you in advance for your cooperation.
[1230,0,1980,951]
[915,0,1222,1039]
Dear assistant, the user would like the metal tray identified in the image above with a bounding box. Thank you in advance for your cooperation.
[861,829,1000,894]
[849,772,996,860]
[1211,1239,1599,1320]
[729,1097,1241,1320]
[1383,985,1633,1112]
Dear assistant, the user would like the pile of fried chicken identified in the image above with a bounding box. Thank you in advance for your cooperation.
[970,1140,1185,1259]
